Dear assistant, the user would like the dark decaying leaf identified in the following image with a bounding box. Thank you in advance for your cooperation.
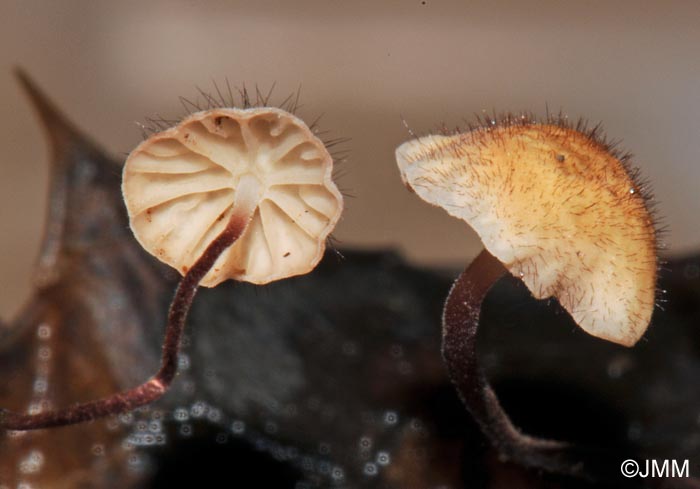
[1,72,699,488]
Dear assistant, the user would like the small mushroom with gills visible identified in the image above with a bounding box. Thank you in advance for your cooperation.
[1,105,343,430]
[395,116,658,478]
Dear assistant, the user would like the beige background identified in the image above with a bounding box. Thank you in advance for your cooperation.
[1,1,699,318]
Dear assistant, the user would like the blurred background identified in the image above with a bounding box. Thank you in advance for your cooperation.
[1,0,699,318]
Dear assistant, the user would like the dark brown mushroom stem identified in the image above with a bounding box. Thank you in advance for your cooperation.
[0,210,252,431]
[442,249,612,481]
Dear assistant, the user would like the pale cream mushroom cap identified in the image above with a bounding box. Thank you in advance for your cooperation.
[122,107,343,286]
[396,122,657,347]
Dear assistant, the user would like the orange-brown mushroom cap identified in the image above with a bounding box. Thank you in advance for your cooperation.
[122,107,343,286]
[396,121,657,346]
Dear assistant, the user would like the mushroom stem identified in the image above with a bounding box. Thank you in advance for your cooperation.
[0,198,257,431]
[442,249,610,480]
[442,249,511,439]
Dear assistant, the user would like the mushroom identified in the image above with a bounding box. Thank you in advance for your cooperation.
[395,114,658,477]
[1,104,343,430]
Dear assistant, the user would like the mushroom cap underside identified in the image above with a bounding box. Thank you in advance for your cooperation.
[123,107,343,286]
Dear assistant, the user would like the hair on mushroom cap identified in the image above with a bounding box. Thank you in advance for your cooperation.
[396,113,660,347]
[123,105,343,287]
